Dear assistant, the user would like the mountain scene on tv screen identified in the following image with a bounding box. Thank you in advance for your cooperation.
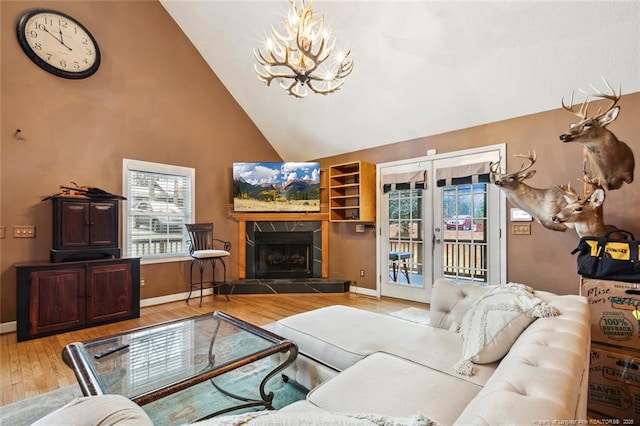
[233,162,321,212]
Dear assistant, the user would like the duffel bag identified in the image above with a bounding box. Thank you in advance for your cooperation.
[571,230,640,283]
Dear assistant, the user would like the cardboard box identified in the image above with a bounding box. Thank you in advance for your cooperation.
[582,278,640,352]
[588,345,640,422]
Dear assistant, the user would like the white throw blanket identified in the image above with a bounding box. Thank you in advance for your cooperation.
[453,283,559,376]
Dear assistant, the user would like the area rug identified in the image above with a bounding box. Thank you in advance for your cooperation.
[389,307,431,325]
[0,358,307,426]
[0,384,83,426]
[144,358,307,425]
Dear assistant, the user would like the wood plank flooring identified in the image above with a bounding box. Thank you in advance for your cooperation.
[0,293,426,406]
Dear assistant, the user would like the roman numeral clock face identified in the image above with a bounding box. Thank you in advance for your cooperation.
[16,9,100,79]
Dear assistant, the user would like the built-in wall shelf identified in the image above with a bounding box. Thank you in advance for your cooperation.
[329,161,376,222]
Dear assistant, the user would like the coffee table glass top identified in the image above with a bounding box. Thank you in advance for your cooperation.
[63,311,297,406]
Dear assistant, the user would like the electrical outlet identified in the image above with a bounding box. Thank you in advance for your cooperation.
[13,225,36,238]
[512,224,531,235]
[140,278,146,287]
[359,269,365,277]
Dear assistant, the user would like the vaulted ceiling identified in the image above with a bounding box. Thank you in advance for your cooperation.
[160,1,640,161]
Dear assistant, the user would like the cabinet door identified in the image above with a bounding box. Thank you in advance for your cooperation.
[90,202,118,246]
[29,268,86,336]
[60,201,90,248]
[86,263,132,322]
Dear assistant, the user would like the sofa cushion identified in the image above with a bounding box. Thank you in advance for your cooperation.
[454,283,559,376]
[306,352,481,426]
[429,279,489,330]
[193,409,437,425]
[454,293,591,424]
[274,305,497,387]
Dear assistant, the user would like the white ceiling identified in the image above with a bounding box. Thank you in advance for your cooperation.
[160,1,640,161]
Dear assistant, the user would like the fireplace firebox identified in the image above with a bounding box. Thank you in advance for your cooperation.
[254,231,313,279]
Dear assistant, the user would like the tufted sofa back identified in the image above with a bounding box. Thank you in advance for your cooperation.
[429,278,490,330]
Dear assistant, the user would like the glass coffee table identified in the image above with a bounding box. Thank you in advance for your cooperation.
[63,311,298,420]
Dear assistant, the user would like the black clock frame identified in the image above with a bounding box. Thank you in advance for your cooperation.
[16,8,101,79]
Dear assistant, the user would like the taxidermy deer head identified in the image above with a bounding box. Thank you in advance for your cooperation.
[560,77,635,190]
[489,150,572,232]
[551,181,620,238]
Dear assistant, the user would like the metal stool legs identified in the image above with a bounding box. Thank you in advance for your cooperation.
[186,258,230,307]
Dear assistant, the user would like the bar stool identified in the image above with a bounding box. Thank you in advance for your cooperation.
[186,223,231,306]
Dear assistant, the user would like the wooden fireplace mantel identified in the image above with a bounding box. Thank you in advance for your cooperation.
[228,205,330,279]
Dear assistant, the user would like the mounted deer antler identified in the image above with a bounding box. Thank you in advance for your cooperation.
[559,77,635,190]
[551,180,621,238]
[489,150,572,232]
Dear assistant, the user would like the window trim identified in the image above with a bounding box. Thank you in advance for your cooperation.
[122,159,195,264]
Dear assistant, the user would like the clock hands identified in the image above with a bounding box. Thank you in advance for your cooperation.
[42,26,72,51]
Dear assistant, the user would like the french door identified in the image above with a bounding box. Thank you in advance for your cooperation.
[378,145,505,303]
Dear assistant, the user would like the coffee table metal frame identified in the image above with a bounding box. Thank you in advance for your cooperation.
[62,311,298,420]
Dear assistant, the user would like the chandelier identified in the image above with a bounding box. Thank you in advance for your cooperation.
[254,0,354,98]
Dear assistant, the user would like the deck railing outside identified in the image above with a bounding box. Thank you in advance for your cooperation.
[389,238,487,282]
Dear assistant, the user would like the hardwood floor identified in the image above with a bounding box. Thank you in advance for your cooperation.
[0,293,426,406]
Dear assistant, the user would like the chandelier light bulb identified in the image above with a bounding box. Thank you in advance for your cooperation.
[253,0,354,98]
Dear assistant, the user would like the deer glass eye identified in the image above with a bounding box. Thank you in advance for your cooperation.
[575,207,583,212]
[584,122,592,128]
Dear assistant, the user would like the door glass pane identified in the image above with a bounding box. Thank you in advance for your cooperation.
[442,183,487,283]
[387,189,423,286]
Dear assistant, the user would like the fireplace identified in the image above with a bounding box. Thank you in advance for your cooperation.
[245,221,322,279]
[254,231,313,278]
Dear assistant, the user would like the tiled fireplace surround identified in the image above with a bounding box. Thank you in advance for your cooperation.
[245,220,323,279]
[227,214,349,294]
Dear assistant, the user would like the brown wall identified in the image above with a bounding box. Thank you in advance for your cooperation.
[2,1,639,326]
[1,1,281,323]
[318,93,640,296]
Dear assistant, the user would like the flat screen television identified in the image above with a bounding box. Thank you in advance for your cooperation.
[233,162,321,212]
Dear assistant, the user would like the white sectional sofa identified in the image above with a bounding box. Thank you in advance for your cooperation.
[265,278,592,425]
[34,279,591,426]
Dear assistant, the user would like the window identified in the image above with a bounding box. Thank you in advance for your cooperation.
[387,188,424,285]
[442,183,488,282]
[123,159,194,263]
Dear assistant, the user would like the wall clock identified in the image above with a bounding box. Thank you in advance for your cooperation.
[16,9,100,79]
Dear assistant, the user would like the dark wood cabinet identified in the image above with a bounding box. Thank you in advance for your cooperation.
[51,197,121,262]
[86,262,133,323]
[16,258,140,341]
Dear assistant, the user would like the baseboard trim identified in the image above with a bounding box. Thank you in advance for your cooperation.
[139,289,213,307]
[350,286,379,298]
[1,321,17,334]
[1,287,370,334]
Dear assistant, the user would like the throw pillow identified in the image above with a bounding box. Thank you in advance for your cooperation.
[453,283,559,376]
